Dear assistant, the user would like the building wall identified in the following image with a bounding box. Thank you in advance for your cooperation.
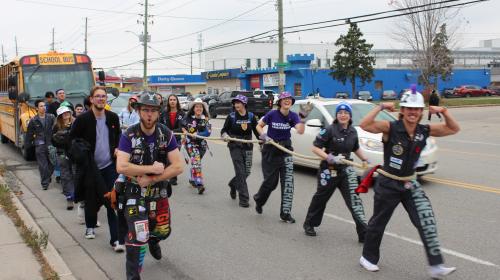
[185,85,206,94]
[206,79,240,94]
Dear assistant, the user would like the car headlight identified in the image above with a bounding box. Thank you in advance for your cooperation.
[423,137,436,151]
[359,137,383,152]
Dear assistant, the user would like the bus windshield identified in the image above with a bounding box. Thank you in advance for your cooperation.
[22,64,94,99]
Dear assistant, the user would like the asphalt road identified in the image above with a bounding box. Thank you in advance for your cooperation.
[0,106,498,280]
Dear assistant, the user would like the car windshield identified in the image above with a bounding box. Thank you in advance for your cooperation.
[108,94,131,113]
[325,103,395,126]
[22,64,94,98]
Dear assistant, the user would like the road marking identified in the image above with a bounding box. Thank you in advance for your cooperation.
[438,148,500,159]
[324,213,499,268]
[424,176,500,195]
[438,139,500,147]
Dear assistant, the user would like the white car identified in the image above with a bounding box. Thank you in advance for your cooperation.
[290,99,438,176]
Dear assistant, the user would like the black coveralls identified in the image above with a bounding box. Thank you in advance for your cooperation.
[120,123,175,280]
[362,120,445,266]
[304,123,367,240]
[221,111,259,204]
[159,110,185,184]
[26,114,55,189]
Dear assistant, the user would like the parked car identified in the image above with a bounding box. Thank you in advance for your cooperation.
[381,90,397,100]
[487,85,500,96]
[210,90,273,118]
[357,90,373,101]
[289,99,438,176]
[442,88,456,98]
[108,93,132,114]
[452,85,495,97]
[174,93,190,111]
[253,89,278,104]
[335,92,349,99]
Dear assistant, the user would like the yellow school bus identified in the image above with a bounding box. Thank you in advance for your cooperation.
[0,51,97,160]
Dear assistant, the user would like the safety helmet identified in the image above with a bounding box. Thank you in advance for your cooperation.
[400,84,425,108]
[277,91,295,106]
[231,94,248,105]
[60,101,72,109]
[56,106,72,117]
[335,101,352,116]
[131,92,162,109]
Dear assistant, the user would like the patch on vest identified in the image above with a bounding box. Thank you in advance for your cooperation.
[392,144,404,156]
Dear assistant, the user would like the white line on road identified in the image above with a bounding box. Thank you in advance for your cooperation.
[324,213,499,268]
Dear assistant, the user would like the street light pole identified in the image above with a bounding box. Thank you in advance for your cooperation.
[277,0,284,93]
[143,0,149,89]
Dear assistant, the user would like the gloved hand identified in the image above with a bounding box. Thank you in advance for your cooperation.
[326,153,345,165]
[221,133,230,142]
[299,102,314,119]
[259,133,272,143]
[104,188,118,210]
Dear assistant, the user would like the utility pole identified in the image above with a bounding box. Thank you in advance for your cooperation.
[1,45,5,64]
[190,48,193,75]
[198,33,203,69]
[277,0,285,92]
[143,0,149,89]
[15,36,18,57]
[51,28,55,51]
[84,17,88,54]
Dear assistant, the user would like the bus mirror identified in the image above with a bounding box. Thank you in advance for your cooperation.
[106,87,120,97]
[17,92,31,103]
[98,70,106,81]
[8,73,17,87]
[8,87,18,100]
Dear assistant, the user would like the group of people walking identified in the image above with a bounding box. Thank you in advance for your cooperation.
[26,85,460,280]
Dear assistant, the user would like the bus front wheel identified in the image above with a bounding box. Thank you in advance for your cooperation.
[0,134,9,144]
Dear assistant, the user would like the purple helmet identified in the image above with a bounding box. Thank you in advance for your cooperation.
[277,91,295,106]
[231,94,248,105]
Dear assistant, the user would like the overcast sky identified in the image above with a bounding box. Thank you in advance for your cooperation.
[1,0,499,76]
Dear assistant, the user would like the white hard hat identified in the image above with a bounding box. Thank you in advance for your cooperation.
[56,106,72,117]
[188,98,209,113]
[399,90,425,108]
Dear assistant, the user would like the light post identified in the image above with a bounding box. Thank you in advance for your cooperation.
[125,30,150,89]
[310,63,318,97]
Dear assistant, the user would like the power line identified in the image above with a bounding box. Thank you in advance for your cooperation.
[103,0,486,69]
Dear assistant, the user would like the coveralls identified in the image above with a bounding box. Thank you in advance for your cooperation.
[304,123,367,240]
[181,115,211,192]
[362,120,445,266]
[160,109,185,185]
[26,114,55,189]
[221,111,259,205]
[118,123,177,280]
[253,109,301,219]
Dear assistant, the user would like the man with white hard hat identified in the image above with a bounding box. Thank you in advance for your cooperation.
[358,84,460,279]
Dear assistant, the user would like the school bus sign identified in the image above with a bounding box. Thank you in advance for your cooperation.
[38,53,75,65]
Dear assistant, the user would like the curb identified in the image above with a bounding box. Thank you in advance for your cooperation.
[0,175,76,280]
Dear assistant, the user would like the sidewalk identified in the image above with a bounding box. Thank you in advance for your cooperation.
[0,175,76,280]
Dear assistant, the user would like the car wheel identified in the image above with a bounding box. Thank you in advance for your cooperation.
[0,134,9,144]
[465,93,471,98]
[209,107,217,119]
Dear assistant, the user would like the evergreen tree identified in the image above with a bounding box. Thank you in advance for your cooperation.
[428,23,453,88]
[330,23,375,99]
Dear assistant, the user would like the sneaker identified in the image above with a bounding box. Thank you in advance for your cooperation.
[42,185,48,190]
[359,256,379,272]
[189,180,196,188]
[66,200,74,210]
[198,186,205,195]
[303,223,317,236]
[77,203,85,225]
[112,241,125,253]
[280,214,296,224]
[253,195,262,214]
[85,228,95,239]
[148,240,162,260]
[428,265,456,279]
[170,178,178,186]
[55,176,61,183]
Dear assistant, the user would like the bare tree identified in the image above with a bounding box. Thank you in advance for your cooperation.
[391,0,459,90]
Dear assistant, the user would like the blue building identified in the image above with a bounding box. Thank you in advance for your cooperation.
[239,54,491,100]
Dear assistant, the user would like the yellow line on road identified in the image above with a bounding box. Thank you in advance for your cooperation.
[424,176,500,194]
[438,148,500,159]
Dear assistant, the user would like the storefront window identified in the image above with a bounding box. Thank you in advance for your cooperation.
[267,58,272,68]
[257,59,262,68]
[294,83,302,96]
[246,59,251,68]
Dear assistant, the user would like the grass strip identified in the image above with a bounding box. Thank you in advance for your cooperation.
[0,183,59,280]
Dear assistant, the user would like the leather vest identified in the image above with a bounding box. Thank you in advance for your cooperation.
[382,120,429,177]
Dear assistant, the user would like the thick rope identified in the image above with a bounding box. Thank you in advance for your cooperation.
[173,132,416,181]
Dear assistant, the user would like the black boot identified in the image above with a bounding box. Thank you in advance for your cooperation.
[239,200,249,208]
[198,185,205,195]
[148,240,162,260]
[280,213,296,224]
[170,177,178,186]
[253,195,262,214]
[303,223,316,236]
[229,186,236,200]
